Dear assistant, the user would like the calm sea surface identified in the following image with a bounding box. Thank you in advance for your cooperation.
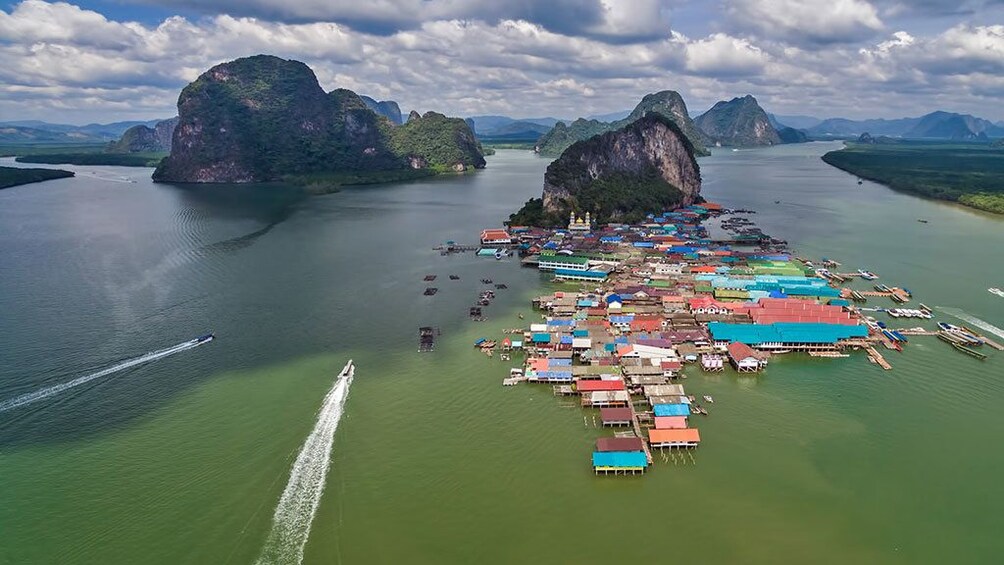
[1,145,1002,564]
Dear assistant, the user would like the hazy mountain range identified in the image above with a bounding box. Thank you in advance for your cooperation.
[0,120,165,143]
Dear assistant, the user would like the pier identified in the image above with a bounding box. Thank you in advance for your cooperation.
[865,346,893,370]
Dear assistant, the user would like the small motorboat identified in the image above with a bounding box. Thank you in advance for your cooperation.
[989,288,1004,298]
[703,395,714,403]
[917,219,928,223]
[196,333,215,343]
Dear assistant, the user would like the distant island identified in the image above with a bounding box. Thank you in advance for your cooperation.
[510,113,701,226]
[534,90,710,157]
[694,95,782,147]
[153,55,484,185]
[0,166,74,189]
[822,140,1004,214]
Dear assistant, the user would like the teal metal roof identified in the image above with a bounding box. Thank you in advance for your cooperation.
[708,322,867,344]
[592,451,648,468]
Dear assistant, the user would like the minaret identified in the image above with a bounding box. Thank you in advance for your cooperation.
[585,211,591,227]
[569,209,575,229]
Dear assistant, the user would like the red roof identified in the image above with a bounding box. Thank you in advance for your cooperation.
[480,228,510,240]
[660,360,682,371]
[596,437,645,452]
[599,407,633,422]
[727,341,760,361]
[577,379,626,392]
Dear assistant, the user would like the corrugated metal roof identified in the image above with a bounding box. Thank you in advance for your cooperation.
[653,403,691,417]
[595,437,645,452]
[599,407,633,422]
[592,451,648,468]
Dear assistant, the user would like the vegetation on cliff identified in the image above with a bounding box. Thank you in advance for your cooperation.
[0,166,74,189]
[534,119,609,157]
[822,141,1004,214]
[153,55,483,183]
[389,111,487,171]
[511,114,701,226]
[535,91,709,157]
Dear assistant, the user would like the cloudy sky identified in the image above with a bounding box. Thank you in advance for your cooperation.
[1,0,1003,124]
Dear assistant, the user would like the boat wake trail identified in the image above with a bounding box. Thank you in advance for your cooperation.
[938,308,1004,340]
[256,360,354,565]
[0,337,213,413]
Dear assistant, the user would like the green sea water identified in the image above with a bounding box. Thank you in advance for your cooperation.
[1,144,1002,564]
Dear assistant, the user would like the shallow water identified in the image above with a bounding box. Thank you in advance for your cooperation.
[1,145,1002,564]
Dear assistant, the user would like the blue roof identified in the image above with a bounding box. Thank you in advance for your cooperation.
[609,315,634,324]
[592,451,648,468]
[555,269,607,279]
[548,358,572,366]
[535,371,573,381]
[653,403,691,417]
[559,335,573,344]
[548,319,574,326]
[605,294,623,303]
[531,333,551,343]
[633,242,655,248]
[708,322,868,344]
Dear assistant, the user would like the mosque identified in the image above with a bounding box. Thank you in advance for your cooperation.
[568,211,592,231]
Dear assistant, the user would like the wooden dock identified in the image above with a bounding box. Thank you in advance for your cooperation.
[865,346,892,370]
[961,325,1004,351]
[628,401,654,465]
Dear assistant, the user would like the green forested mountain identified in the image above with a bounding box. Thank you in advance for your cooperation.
[693,95,781,146]
[511,114,701,226]
[534,90,709,157]
[153,55,483,183]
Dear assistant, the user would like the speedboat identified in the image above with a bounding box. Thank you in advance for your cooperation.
[196,333,215,343]
[938,322,961,332]
[989,288,1004,298]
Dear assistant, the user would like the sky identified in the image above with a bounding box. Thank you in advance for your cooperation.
[1,0,1003,124]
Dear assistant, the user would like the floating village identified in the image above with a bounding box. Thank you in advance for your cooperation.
[427,205,1000,477]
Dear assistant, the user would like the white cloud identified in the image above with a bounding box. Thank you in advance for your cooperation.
[0,1,1002,123]
[680,33,767,76]
[727,0,884,44]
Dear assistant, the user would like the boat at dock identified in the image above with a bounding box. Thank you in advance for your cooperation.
[951,342,987,360]
[857,270,878,280]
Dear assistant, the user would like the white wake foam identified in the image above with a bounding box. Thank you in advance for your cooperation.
[938,307,1004,340]
[0,337,210,413]
[256,360,354,565]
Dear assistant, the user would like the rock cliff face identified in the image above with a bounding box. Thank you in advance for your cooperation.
[153,55,482,183]
[108,117,178,153]
[360,96,403,125]
[694,95,781,147]
[513,114,700,226]
[535,90,708,157]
